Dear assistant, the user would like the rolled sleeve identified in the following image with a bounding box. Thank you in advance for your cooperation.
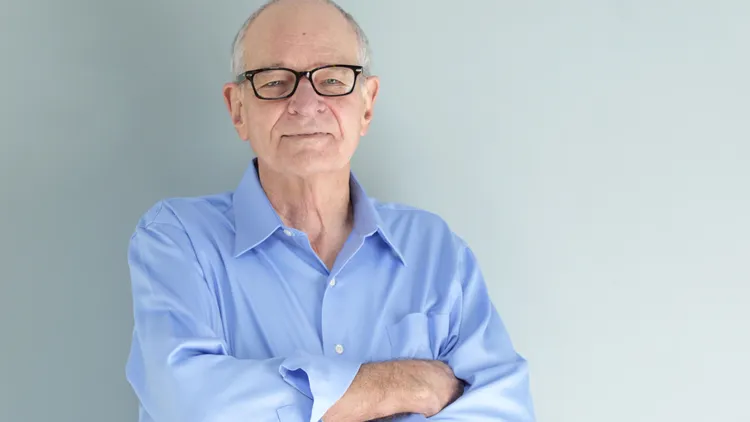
[280,352,362,422]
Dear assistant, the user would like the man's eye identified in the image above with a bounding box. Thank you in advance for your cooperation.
[263,80,284,88]
[322,78,343,85]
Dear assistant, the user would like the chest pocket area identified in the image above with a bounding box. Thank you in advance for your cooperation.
[386,312,451,360]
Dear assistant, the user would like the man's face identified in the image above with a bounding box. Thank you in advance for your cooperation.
[224,0,379,177]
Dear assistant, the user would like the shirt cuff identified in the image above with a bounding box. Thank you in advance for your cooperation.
[279,351,362,422]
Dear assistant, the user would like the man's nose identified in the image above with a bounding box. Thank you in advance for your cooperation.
[287,78,326,116]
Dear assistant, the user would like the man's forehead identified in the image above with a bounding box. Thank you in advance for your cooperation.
[245,31,358,70]
[242,1,359,69]
[247,37,357,69]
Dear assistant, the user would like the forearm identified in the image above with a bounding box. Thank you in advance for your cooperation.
[323,360,430,422]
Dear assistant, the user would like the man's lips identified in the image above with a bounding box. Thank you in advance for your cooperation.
[282,132,330,138]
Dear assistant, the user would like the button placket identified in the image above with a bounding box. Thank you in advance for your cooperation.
[322,273,346,357]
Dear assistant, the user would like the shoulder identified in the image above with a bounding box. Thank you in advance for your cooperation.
[373,199,453,231]
[372,198,468,253]
[134,191,234,232]
[129,192,236,268]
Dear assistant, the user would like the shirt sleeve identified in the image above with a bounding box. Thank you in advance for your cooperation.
[430,242,536,421]
[125,216,361,422]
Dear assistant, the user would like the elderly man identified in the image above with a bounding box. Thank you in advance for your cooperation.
[126,0,535,421]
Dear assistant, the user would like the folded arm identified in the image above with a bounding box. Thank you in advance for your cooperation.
[125,206,508,422]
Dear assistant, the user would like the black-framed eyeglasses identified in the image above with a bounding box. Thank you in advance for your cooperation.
[235,64,364,100]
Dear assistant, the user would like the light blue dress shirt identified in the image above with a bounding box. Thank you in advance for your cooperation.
[126,161,535,422]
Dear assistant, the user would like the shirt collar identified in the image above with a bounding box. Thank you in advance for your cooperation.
[232,160,406,265]
[349,173,406,265]
[232,160,283,257]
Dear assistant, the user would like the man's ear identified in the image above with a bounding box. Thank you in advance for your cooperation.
[360,75,380,136]
[223,82,248,140]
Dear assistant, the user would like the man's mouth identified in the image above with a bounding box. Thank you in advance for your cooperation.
[283,132,329,138]
[281,132,330,139]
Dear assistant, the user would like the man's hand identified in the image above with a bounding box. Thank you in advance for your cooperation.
[323,360,465,422]
[406,360,465,417]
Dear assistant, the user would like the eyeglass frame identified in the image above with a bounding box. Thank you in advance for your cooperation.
[235,64,365,100]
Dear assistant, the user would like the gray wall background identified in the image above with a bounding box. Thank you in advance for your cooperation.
[1,1,748,421]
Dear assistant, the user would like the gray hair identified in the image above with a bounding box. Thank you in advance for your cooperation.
[230,0,372,77]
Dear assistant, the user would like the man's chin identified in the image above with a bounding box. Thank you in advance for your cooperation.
[275,152,350,177]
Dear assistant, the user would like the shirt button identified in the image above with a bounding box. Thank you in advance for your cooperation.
[283,229,293,237]
[329,278,336,287]
[335,344,344,354]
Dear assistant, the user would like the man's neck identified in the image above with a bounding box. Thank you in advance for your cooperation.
[257,160,354,268]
